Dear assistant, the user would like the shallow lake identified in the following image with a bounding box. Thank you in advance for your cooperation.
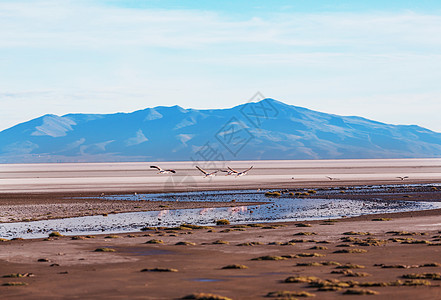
[1,188,440,239]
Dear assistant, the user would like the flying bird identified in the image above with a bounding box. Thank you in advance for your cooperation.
[196,166,218,177]
[229,166,253,177]
[396,176,409,181]
[219,168,238,176]
[325,176,340,181]
[150,165,176,174]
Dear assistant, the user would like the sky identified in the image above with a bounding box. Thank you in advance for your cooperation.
[2,0,441,131]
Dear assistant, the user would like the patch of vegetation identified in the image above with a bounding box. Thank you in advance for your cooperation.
[343,289,378,295]
[94,247,115,252]
[213,240,229,245]
[2,273,34,278]
[216,219,230,226]
[295,223,312,227]
[401,240,432,245]
[336,264,365,269]
[247,223,265,227]
[265,290,316,297]
[48,231,63,237]
[342,231,371,236]
[333,249,367,254]
[145,239,164,244]
[265,191,281,197]
[309,246,327,250]
[372,218,392,221]
[252,255,287,261]
[237,242,263,246]
[179,224,213,230]
[296,262,324,267]
[402,273,441,280]
[420,263,441,267]
[284,276,320,283]
[0,238,9,242]
[222,264,248,269]
[175,241,196,246]
[295,253,325,258]
[386,231,427,236]
[182,293,232,300]
[140,268,178,272]
[316,240,331,244]
[290,239,316,243]
[104,235,120,239]
[294,232,317,236]
[2,282,28,286]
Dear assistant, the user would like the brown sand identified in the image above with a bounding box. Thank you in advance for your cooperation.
[1,211,441,299]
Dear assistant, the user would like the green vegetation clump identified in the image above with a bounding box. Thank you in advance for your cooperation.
[296,262,324,267]
[266,290,316,297]
[216,219,230,226]
[372,218,392,221]
[179,224,213,230]
[401,240,432,245]
[104,235,120,239]
[222,264,248,269]
[94,248,115,252]
[145,239,164,244]
[182,293,232,300]
[295,223,312,227]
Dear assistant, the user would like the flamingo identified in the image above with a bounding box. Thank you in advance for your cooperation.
[229,166,253,177]
[396,176,409,181]
[325,176,339,181]
[150,165,176,174]
[196,166,218,177]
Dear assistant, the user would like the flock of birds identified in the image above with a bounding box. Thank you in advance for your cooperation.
[150,165,254,178]
[150,165,410,181]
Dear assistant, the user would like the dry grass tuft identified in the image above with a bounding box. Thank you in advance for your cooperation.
[145,239,164,244]
[94,247,115,252]
[252,255,287,261]
[182,293,232,300]
[343,289,378,295]
[215,219,230,225]
[333,249,367,254]
[140,268,178,272]
[222,264,248,269]
[266,290,316,297]
[175,241,196,246]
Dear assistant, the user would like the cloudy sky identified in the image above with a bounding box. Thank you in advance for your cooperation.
[2,0,441,131]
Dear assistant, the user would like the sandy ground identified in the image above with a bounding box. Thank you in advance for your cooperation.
[1,159,441,299]
[1,212,441,299]
[1,158,441,193]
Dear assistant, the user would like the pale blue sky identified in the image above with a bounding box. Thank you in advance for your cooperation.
[1,0,441,131]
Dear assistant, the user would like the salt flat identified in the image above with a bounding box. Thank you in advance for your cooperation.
[1,158,441,193]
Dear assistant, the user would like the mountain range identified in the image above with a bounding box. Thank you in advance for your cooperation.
[1,99,441,163]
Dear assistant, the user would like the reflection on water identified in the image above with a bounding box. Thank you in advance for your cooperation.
[1,189,441,239]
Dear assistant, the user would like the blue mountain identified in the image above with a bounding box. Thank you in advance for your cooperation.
[1,99,441,163]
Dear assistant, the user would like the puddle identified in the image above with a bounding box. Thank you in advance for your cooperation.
[189,278,225,282]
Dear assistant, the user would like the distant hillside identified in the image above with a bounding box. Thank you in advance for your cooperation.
[1,98,441,163]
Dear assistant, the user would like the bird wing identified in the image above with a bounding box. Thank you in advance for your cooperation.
[227,166,238,173]
[242,166,253,173]
[150,165,162,171]
[196,166,208,175]
[166,169,176,173]
[210,170,219,175]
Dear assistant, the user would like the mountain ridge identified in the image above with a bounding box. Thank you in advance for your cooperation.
[1,98,440,163]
